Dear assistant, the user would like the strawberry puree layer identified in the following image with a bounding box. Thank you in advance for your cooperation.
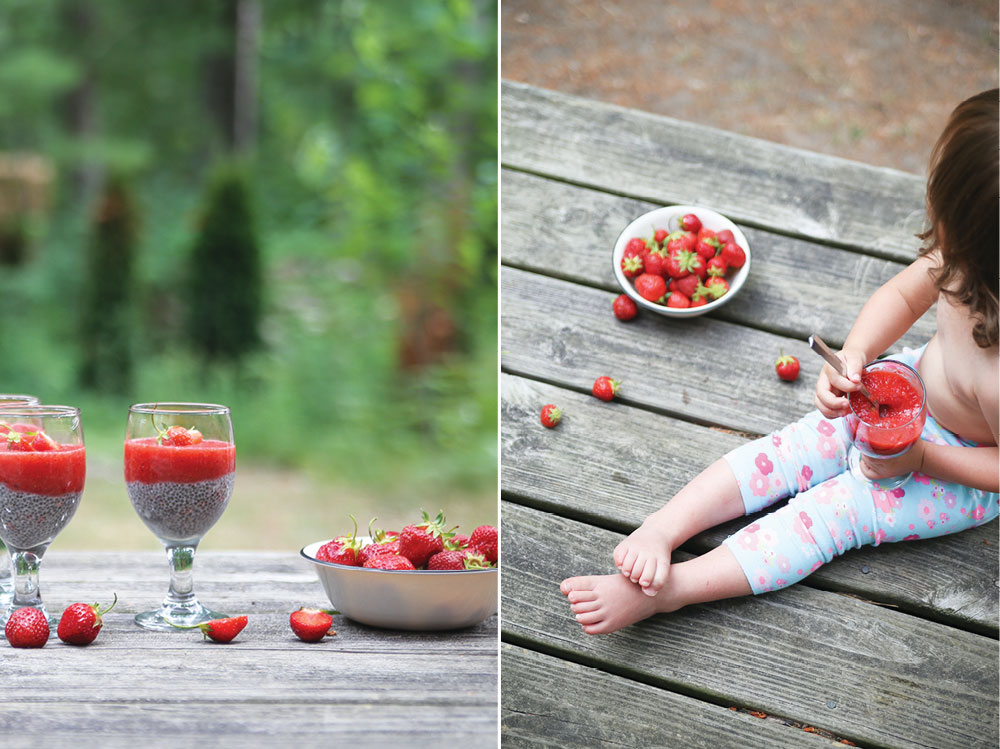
[0,445,86,496]
[124,438,235,484]
[849,370,925,455]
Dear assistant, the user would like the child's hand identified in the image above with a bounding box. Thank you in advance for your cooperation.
[860,440,925,480]
[613,523,672,597]
[814,347,867,418]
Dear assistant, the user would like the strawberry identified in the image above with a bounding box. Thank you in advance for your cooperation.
[721,241,746,269]
[612,294,637,321]
[469,524,499,563]
[57,594,117,645]
[445,533,471,550]
[363,555,416,570]
[704,276,729,299]
[653,228,668,245]
[679,213,701,234]
[315,515,364,566]
[689,294,708,308]
[634,273,666,302]
[591,376,620,402]
[776,352,801,382]
[427,549,491,570]
[357,520,401,566]
[173,615,248,643]
[5,607,49,648]
[666,249,706,279]
[624,237,648,256]
[540,404,562,428]
[695,236,721,260]
[666,292,691,309]
[715,229,735,245]
[6,429,58,452]
[163,426,203,447]
[696,227,716,244]
[669,274,700,299]
[706,255,728,277]
[642,249,667,277]
[399,510,455,567]
[620,253,644,279]
[289,608,337,642]
[665,230,696,253]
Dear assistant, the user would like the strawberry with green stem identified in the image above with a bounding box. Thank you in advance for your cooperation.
[592,376,621,402]
[399,510,457,567]
[540,404,562,428]
[57,593,118,645]
[315,515,364,566]
[171,615,248,643]
[153,420,203,447]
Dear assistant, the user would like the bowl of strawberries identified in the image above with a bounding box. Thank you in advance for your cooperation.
[300,511,498,631]
[613,204,751,318]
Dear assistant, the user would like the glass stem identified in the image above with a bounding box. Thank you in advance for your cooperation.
[164,545,198,607]
[11,550,43,609]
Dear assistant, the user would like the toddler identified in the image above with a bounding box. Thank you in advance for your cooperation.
[561,88,999,635]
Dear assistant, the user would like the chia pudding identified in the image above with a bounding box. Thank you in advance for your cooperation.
[125,438,235,546]
[0,445,86,551]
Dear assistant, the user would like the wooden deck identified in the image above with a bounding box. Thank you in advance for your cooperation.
[0,551,498,747]
[499,80,998,748]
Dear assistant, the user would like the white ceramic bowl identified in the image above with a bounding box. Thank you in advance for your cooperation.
[612,204,752,318]
[301,539,498,631]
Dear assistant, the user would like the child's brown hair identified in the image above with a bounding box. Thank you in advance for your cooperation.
[917,88,998,348]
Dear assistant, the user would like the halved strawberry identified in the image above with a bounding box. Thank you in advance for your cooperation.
[289,608,337,642]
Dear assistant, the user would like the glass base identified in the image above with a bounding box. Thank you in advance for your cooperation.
[134,600,228,631]
[847,446,911,491]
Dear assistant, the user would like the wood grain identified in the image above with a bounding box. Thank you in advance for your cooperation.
[500,502,999,749]
[501,169,936,347]
[0,551,498,746]
[502,266,822,435]
[501,373,999,634]
[501,644,839,748]
[501,81,927,261]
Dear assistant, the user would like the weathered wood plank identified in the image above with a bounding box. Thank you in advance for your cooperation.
[501,373,999,634]
[0,704,496,748]
[500,502,999,749]
[502,266,822,435]
[0,552,498,746]
[501,80,926,261]
[501,644,841,748]
[501,169,936,348]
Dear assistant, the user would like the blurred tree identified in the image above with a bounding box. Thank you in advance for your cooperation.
[186,163,262,362]
[79,175,137,393]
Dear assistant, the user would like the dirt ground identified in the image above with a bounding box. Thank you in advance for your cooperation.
[501,0,998,175]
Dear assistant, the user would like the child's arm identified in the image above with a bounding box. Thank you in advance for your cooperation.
[815,254,939,418]
[861,367,999,492]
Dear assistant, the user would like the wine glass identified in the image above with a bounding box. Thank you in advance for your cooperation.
[0,395,41,609]
[125,402,235,630]
[0,405,85,630]
[844,360,927,491]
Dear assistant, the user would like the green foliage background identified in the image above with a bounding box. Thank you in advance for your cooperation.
[0,0,498,547]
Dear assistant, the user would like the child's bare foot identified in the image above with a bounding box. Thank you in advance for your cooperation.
[613,522,673,596]
[559,573,681,634]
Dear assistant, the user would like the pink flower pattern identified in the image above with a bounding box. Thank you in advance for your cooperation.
[725,402,998,595]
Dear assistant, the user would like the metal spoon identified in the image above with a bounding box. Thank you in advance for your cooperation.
[808,334,889,418]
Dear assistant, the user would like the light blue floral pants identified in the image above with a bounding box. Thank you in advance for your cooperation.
[722,346,998,594]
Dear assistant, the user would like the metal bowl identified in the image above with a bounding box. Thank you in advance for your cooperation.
[612,204,752,318]
[301,539,498,631]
